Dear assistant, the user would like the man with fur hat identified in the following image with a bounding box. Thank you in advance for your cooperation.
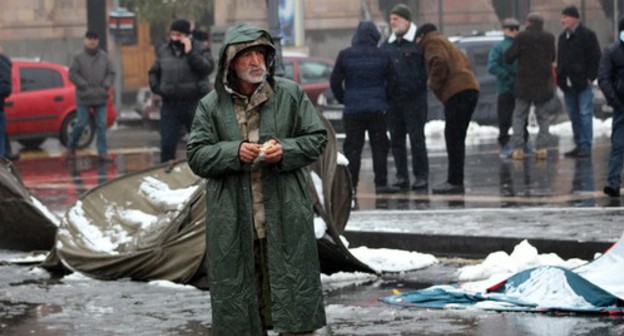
[380,4,430,191]
[505,13,557,161]
[186,22,327,336]
[557,5,601,158]
[148,18,214,164]
[598,17,624,198]
[415,23,480,194]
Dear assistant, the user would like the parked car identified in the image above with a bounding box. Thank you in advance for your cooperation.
[4,59,116,149]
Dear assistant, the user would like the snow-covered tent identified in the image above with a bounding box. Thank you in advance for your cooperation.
[382,232,624,314]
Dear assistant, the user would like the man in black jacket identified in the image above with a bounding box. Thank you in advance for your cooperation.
[380,4,429,191]
[556,6,601,158]
[148,19,214,163]
[330,21,399,200]
[598,17,624,198]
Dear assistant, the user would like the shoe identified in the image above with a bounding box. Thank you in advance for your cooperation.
[411,178,428,190]
[375,185,401,194]
[576,148,591,158]
[564,147,579,158]
[391,178,409,190]
[603,186,620,198]
[535,149,547,160]
[511,149,524,160]
[500,144,512,158]
[432,182,465,194]
[97,154,114,162]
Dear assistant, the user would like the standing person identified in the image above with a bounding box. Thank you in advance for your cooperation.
[380,4,429,191]
[415,23,479,194]
[557,5,601,158]
[598,17,624,198]
[67,31,115,161]
[330,21,399,199]
[505,13,557,161]
[487,18,527,158]
[186,23,327,335]
[0,46,11,160]
[149,19,214,163]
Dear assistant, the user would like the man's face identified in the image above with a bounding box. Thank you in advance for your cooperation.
[503,26,519,38]
[169,31,186,42]
[389,14,410,35]
[83,37,99,50]
[233,48,267,85]
[560,15,579,30]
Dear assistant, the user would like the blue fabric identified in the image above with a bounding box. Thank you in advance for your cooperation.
[608,107,624,188]
[68,104,108,155]
[564,85,594,149]
[330,21,391,114]
[382,266,624,314]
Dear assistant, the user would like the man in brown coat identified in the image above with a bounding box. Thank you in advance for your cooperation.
[415,23,480,194]
[504,13,557,160]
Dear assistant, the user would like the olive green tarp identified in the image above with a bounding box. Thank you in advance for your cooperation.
[35,115,374,285]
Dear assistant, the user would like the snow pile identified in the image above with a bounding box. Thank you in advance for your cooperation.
[458,239,587,282]
[138,176,198,211]
[348,246,438,273]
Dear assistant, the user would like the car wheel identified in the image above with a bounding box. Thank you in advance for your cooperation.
[60,111,95,149]
[17,138,46,150]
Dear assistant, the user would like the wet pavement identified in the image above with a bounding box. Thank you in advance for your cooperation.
[2,115,624,335]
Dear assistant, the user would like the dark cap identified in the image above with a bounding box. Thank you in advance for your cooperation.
[415,23,437,39]
[390,4,412,22]
[502,18,520,29]
[170,19,191,35]
[85,30,99,39]
[561,6,580,19]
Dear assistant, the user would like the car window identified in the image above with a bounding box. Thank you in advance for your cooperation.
[300,61,332,84]
[20,67,64,92]
[468,45,492,78]
[283,61,294,81]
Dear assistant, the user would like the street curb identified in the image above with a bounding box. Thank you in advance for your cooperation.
[343,231,613,260]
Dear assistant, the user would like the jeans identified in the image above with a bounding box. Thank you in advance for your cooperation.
[444,90,478,185]
[68,104,108,155]
[160,100,197,163]
[0,110,5,157]
[564,85,594,150]
[386,93,428,182]
[607,107,624,188]
[343,111,390,188]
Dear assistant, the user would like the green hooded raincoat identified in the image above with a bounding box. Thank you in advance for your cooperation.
[186,23,328,335]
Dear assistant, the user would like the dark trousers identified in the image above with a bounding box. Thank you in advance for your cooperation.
[497,92,528,147]
[386,95,429,182]
[343,111,390,188]
[160,100,198,163]
[608,107,624,188]
[444,90,478,185]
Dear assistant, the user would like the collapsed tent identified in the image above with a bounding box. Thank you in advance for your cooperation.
[382,232,624,314]
[39,115,374,285]
[0,158,58,251]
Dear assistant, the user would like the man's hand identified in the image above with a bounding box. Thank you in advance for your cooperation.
[239,142,261,163]
[182,36,192,54]
[260,139,283,164]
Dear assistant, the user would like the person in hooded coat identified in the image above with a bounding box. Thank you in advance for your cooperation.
[330,21,398,204]
[186,23,327,336]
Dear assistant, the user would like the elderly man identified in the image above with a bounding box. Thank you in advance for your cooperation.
[380,4,429,191]
[557,5,601,158]
[186,23,327,336]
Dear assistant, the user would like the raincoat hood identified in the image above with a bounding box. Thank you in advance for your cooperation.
[351,21,381,47]
[216,22,276,95]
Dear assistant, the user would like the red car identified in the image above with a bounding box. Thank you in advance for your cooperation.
[4,59,116,149]
[282,54,333,105]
